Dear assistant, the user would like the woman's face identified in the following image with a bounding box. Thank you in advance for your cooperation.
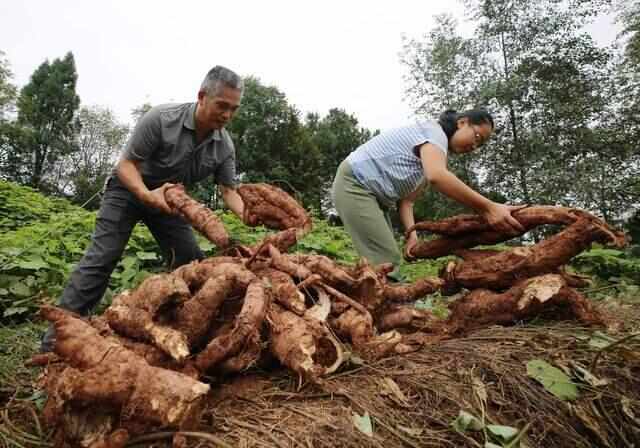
[450,118,493,154]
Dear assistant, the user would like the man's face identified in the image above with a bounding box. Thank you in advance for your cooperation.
[197,85,242,130]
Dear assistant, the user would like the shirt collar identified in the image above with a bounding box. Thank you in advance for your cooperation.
[185,102,222,141]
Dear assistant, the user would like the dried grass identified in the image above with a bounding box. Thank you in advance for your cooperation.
[2,304,639,448]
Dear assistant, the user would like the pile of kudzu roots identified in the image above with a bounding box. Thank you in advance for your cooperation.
[30,183,627,448]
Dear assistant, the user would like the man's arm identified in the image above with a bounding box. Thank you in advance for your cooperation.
[116,158,173,214]
[419,143,524,233]
[220,184,244,218]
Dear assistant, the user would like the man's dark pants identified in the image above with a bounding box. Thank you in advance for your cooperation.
[40,178,203,352]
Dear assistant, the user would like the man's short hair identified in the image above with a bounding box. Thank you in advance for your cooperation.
[200,66,244,97]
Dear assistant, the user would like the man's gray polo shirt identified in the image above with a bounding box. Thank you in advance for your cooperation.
[117,102,237,189]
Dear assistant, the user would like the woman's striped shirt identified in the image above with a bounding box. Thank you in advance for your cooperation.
[346,120,448,208]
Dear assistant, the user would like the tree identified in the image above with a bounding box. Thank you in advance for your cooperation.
[0,51,17,120]
[0,51,20,182]
[131,102,152,124]
[401,14,490,117]
[226,77,324,210]
[306,108,373,210]
[400,1,636,222]
[400,14,490,221]
[51,106,129,208]
[15,52,80,190]
[616,0,640,68]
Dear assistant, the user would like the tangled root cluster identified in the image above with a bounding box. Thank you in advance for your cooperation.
[32,190,626,447]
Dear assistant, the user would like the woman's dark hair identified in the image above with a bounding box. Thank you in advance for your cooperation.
[438,109,494,141]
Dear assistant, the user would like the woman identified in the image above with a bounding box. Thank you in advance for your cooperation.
[331,109,524,281]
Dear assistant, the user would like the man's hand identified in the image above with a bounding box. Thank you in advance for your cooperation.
[482,202,526,235]
[141,183,175,215]
[220,184,245,218]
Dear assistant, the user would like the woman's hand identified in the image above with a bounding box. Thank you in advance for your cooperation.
[404,231,418,261]
[482,202,526,235]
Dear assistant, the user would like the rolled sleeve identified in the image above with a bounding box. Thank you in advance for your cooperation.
[215,153,237,186]
[122,107,163,161]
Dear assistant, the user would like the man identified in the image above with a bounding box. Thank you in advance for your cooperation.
[41,65,245,352]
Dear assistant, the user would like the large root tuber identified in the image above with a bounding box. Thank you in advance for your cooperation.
[443,274,604,334]
[410,206,626,259]
[190,280,271,373]
[238,183,312,233]
[40,306,210,445]
[268,303,345,380]
[164,184,230,248]
[443,217,623,291]
[33,204,624,445]
[254,267,307,315]
[105,274,191,361]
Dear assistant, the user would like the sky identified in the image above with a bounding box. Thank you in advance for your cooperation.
[0,0,620,132]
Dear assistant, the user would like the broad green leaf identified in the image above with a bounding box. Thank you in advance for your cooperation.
[136,251,158,261]
[17,258,49,270]
[9,283,32,297]
[526,360,579,401]
[352,411,373,437]
[121,256,137,270]
[451,410,484,433]
[3,306,29,317]
[486,425,519,442]
[199,240,215,252]
[2,247,22,256]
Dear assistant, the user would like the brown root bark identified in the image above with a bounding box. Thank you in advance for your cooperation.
[191,280,270,373]
[238,183,313,233]
[377,305,439,332]
[89,316,181,370]
[33,204,624,443]
[407,206,578,237]
[268,245,313,279]
[330,308,374,347]
[383,277,444,302]
[254,268,307,315]
[360,330,417,358]
[443,274,604,335]
[268,303,345,380]
[344,261,386,312]
[302,255,357,289]
[411,206,626,259]
[104,274,191,361]
[445,217,624,291]
[173,274,236,347]
[164,184,230,248]
[452,250,592,288]
[173,258,249,291]
[40,306,210,439]
[248,228,300,257]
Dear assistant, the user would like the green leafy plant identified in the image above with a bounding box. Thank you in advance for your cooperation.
[571,247,640,282]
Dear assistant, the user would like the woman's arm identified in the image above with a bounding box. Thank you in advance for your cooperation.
[419,143,524,233]
[398,185,424,260]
